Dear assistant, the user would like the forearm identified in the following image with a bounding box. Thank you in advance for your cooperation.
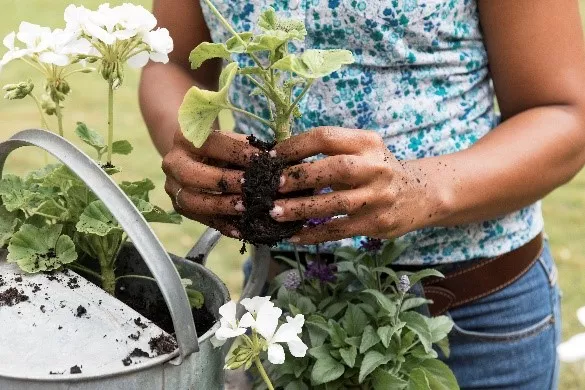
[139,62,198,156]
[413,104,585,228]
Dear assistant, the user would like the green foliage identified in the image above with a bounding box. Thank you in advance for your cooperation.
[180,3,354,145]
[265,241,459,389]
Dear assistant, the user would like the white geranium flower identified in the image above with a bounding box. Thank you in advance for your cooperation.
[558,307,585,362]
[117,3,157,36]
[240,296,273,315]
[16,22,51,52]
[254,304,307,365]
[1,32,29,68]
[37,29,79,66]
[211,301,250,347]
[143,28,173,62]
[64,4,116,45]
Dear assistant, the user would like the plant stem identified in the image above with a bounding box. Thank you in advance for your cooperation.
[293,246,306,294]
[66,263,104,281]
[29,94,51,131]
[100,262,116,295]
[106,79,114,163]
[286,79,314,117]
[54,97,64,137]
[254,357,275,390]
[115,274,156,283]
[228,105,274,129]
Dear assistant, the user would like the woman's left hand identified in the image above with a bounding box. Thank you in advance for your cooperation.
[271,127,443,244]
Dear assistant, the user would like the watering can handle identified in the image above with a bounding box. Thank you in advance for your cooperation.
[0,129,198,364]
[188,230,270,317]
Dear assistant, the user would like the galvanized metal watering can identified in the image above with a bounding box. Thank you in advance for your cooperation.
[0,129,270,390]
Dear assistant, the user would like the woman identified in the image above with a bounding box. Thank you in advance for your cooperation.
[140,1,585,388]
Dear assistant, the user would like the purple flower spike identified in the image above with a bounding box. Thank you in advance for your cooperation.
[360,237,383,253]
[305,217,332,228]
[305,261,337,283]
[282,270,302,290]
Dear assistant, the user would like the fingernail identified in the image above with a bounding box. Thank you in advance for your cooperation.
[269,205,284,219]
[240,178,246,184]
[279,176,285,188]
[230,230,241,238]
[235,201,245,212]
[287,236,300,243]
[269,150,277,157]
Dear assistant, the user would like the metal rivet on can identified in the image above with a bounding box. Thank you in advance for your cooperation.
[289,0,300,10]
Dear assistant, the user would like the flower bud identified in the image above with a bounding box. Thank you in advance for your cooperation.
[56,80,71,95]
[224,345,254,370]
[3,80,34,100]
[398,275,411,293]
[41,94,58,116]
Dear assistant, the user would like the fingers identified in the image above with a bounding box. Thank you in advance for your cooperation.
[279,155,391,193]
[163,148,244,193]
[274,127,385,162]
[165,177,244,216]
[288,214,373,244]
[270,188,373,222]
[175,130,261,167]
[191,216,241,239]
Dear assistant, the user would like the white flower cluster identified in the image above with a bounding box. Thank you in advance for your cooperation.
[0,3,172,72]
[212,296,308,365]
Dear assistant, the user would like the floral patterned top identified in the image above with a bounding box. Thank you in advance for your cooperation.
[200,0,543,265]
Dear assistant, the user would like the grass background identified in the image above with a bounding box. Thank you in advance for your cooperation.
[1,1,585,388]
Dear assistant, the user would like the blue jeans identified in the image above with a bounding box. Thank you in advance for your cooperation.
[443,241,561,389]
[245,242,561,389]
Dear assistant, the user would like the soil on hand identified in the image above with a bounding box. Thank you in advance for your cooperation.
[235,135,305,248]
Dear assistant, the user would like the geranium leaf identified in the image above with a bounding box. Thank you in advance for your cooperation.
[7,224,77,273]
[0,203,20,246]
[76,200,122,236]
[179,62,238,147]
[248,31,298,53]
[119,179,155,200]
[0,175,36,212]
[186,288,205,309]
[132,197,182,224]
[75,122,106,151]
[272,49,354,79]
[189,42,231,70]
[226,32,254,53]
[111,140,133,155]
[257,7,307,39]
[33,199,69,221]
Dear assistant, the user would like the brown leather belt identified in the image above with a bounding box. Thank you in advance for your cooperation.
[421,233,544,316]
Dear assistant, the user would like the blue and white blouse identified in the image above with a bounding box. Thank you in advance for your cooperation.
[200,0,543,265]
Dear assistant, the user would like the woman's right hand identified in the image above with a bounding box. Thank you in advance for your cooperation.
[162,130,260,238]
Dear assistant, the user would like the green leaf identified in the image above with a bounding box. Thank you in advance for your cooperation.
[339,346,357,368]
[75,122,105,151]
[284,381,309,390]
[226,32,254,53]
[119,179,155,201]
[272,49,354,79]
[0,203,20,246]
[179,62,238,148]
[328,319,348,348]
[308,344,332,360]
[360,325,381,353]
[7,224,77,273]
[0,175,36,212]
[306,315,330,346]
[372,266,400,284]
[76,200,122,236]
[133,198,182,224]
[311,355,344,385]
[248,31,299,53]
[33,199,68,220]
[426,315,454,343]
[362,289,398,316]
[435,338,451,359]
[334,246,359,261]
[372,369,408,390]
[420,360,459,390]
[186,288,204,309]
[408,368,431,390]
[400,311,433,353]
[406,269,444,286]
[342,304,368,337]
[111,140,133,155]
[401,297,432,312]
[323,301,347,318]
[257,7,307,37]
[377,322,406,348]
[189,42,231,70]
[359,351,391,383]
[380,240,409,266]
[344,336,361,348]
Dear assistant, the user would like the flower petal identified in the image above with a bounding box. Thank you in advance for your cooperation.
[240,296,273,315]
[215,326,246,341]
[210,335,226,348]
[239,312,255,329]
[255,304,282,341]
[3,32,16,50]
[285,314,305,333]
[267,343,286,364]
[558,333,585,362]
[577,307,585,328]
[127,51,149,68]
[218,300,238,327]
[149,52,169,64]
[39,52,70,66]
[287,336,308,358]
